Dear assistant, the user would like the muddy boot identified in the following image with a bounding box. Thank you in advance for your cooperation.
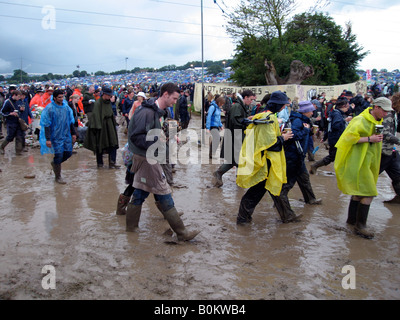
[15,137,24,155]
[383,195,400,204]
[346,199,359,225]
[155,201,183,218]
[1,140,9,155]
[213,170,223,188]
[354,204,374,239]
[307,149,315,161]
[53,163,66,184]
[272,194,302,223]
[283,211,303,223]
[309,159,325,175]
[126,203,142,232]
[116,194,130,215]
[109,159,121,169]
[163,207,199,241]
[307,198,322,205]
[236,199,254,225]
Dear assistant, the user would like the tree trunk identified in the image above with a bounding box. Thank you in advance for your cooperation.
[285,60,314,85]
[264,60,282,85]
[265,59,314,86]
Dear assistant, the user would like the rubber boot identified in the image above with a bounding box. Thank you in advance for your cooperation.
[15,136,24,155]
[116,194,130,215]
[346,199,359,225]
[109,163,121,169]
[213,169,224,188]
[236,199,254,225]
[307,198,322,205]
[271,194,302,223]
[1,140,9,154]
[307,149,315,161]
[309,159,325,175]
[383,195,400,204]
[354,204,374,239]
[109,159,121,169]
[52,162,66,184]
[163,207,199,241]
[155,201,183,218]
[126,203,142,232]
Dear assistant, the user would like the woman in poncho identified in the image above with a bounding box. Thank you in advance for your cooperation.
[334,97,393,238]
[236,91,298,224]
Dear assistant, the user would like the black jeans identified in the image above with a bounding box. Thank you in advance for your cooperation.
[285,159,317,203]
[96,147,117,165]
[380,151,400,195]
[322,145,337,166]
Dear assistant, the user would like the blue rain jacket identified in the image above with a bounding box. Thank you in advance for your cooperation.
[39,100,75,155]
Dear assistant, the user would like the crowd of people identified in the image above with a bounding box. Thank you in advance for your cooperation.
[207,86,399,240]
[1,80,399,241]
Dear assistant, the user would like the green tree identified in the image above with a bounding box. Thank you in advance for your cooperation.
[285,13,367,84]
[11,69,30,83]
[207,64,224,76]
[229,11,368,86]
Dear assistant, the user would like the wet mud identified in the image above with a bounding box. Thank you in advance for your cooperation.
[0,114,399,300]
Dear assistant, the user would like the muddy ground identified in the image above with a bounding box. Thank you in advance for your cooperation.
[0,114,399,300]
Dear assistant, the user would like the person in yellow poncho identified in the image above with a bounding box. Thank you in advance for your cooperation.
[334,97,393,239]
[236,91,298,224]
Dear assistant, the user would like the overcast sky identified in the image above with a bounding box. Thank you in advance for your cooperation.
[0,0,399,75]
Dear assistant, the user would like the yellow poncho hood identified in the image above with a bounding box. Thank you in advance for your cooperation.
[236,111,286,196]
[334,107,383,196]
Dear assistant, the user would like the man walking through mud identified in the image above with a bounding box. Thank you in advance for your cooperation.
[125,82,199,241]
[335,97,393,239]
[39,89,77,184]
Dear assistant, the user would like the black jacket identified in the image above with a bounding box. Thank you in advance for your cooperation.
[1,98,20,126]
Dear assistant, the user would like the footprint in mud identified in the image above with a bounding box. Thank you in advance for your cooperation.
[171,184,188,189]
[321,170,335,176]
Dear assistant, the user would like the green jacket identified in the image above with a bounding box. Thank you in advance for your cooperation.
[83,97,119,154]
[82,92,95,114]
[220,97,250,164]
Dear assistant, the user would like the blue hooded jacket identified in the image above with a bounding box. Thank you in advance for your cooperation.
[39,99,75,154]
[284,111,311,162]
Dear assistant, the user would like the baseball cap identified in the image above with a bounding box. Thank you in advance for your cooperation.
[373,97,393,112]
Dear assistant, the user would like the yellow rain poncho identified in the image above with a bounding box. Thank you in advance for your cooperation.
[236,111,286,196]
[334,107,383,196]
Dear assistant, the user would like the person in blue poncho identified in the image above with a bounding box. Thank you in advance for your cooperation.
[39,89,77,184]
